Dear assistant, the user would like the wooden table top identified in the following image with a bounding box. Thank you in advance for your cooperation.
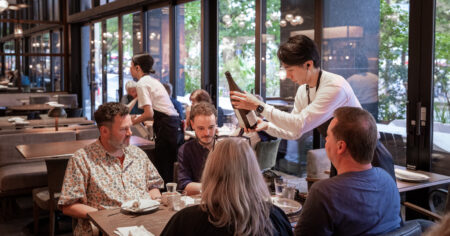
[16,136,155,160]
[0,117,94,130]
[395,165,450,193]
[88,205,176,236]
[8,104,57,111]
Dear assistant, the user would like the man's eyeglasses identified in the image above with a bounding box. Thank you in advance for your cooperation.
[212,135,251,151]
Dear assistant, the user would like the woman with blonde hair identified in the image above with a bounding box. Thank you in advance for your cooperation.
[161,138,292,236]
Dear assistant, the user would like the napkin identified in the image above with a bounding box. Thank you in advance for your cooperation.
[114,225,154,236]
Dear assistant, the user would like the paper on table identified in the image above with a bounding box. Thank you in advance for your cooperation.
[114,225,154,236]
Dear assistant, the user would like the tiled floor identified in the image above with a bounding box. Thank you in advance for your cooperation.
[0,196,72,236]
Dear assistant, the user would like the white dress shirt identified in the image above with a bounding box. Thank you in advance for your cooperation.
[261,70,361,140]
[136,75,179,117]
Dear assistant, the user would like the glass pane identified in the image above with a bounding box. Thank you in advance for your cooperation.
[52,30,61,53]
[262,0,315,175]
[105,17,119,102]
[122,12,141,92]
[147,7,170,84]
[323,0,409,166]
[81,0,92,12]
[43,56,51,91]
[218,0,256,123]
[81,25,92,119]
[92,22,103,110]
[265,1,314,99]
[432,0,450,176]
[175,0,201,99]
[52,57,62,91]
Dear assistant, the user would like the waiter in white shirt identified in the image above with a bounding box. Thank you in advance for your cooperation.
[130,53,183,183]
[231,35,395,180]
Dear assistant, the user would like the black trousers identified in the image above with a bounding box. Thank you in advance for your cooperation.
[153,110,183,184]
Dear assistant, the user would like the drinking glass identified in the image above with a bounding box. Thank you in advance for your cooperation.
[284,183,296,200]
[166,182,177,192]
[274,178,286,197]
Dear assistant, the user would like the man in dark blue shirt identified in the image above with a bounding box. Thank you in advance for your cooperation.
[177,102,217,195]
[295,107,401,236]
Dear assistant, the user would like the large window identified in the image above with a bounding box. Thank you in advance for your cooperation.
[432,0,450,175]
[146,7,170,84]
[122,12,142,91]
[218,0,256,115]
[106,17,119,102]
[175,1,201,99]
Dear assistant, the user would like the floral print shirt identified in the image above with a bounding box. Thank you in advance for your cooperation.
[58,140,164,236]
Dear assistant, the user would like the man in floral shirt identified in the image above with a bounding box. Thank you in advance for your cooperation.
[58,102,163,236]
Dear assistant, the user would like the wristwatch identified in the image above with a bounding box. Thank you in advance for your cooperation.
[256,104,264,113]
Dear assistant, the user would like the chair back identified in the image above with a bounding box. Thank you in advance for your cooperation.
[66,108,83,117]
[379,219,434,236]
[57,94,78,108]
[29,96,50,104]
[255,138,281,170]
[45,158,69,201]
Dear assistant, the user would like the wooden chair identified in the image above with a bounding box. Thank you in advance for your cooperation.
[32,158,69,236]
[403,185,450,222]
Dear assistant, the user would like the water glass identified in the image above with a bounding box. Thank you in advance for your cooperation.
[284,184,296,200]
[274,178,286,196]
[172,194,186,211]
[166,182,177,192]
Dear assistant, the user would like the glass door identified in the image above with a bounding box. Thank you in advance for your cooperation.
[91,22,103,112]
[105,17,119,102]
[431,0,450,176]
[322,0,410,167]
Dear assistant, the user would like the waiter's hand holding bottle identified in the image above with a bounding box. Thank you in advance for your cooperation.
[230,91,269,133]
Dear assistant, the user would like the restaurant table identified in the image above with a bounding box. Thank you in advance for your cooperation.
[7,104,61,112]
[17,136,155,160]
[88,205,176,236]
[395,165,450,193]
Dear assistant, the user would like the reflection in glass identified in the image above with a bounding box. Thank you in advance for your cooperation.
[92,22,103,110]
[122,12,141,92]
[218,0,255,117]
[175,1,201,97]
[147,7,170,84]
[323,0,409,166]
[106,17,119,102]
[432,0,450,176]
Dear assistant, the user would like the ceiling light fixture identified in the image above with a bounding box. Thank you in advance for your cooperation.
[0,0,9,12]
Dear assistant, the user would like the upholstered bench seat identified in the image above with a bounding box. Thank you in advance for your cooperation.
[0,162,47,195]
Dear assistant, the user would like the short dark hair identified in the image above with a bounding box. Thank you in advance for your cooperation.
[190,102,217,122]
[94,102,129,128]
[190,89,212,104]
[332,107,377,164]
[277,35,321,68]
[132,53,155,74]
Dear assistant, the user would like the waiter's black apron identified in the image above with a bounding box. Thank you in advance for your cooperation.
[308,71,395,180]
[153,109,183,184]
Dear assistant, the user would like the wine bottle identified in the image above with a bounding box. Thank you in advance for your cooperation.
[225,71,258,129]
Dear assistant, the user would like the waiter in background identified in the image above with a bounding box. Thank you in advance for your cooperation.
[130,53,182,183]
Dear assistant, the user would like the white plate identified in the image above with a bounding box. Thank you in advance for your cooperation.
[15,121,30,125]
[271,196,302,216]
[121,199,160,213]
[395,169,430,182]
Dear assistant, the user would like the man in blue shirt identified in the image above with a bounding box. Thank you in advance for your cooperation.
[177,102,217,195]
[295,107,401,236]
